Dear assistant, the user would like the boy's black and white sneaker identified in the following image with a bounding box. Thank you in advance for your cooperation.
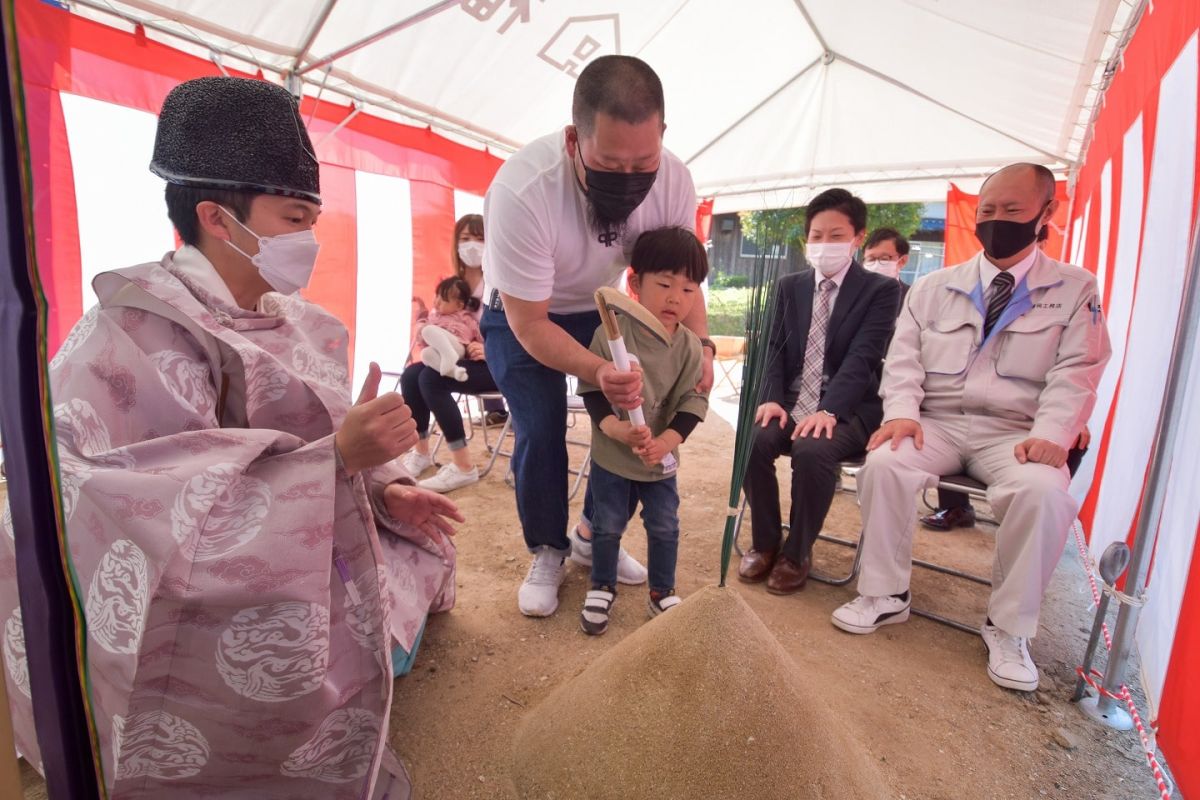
[647,589,681,618]
[580,587,616,636]
[830,593,910,634]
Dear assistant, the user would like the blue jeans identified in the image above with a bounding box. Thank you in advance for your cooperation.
[588,462,679,594]
[482,306,601,554]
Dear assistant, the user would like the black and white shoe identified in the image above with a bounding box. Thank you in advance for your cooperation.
[831,593,911,634]
[580,587,616,636]
[647,589,682,618]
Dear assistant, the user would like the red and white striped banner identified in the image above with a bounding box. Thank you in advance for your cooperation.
[1064,1,1199,793]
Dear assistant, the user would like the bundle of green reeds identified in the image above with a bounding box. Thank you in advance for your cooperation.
[718,232,786,586]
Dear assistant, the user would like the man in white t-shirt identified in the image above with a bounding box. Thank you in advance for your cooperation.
[482,55,713,618]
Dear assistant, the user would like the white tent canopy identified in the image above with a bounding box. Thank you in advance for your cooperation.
[71,0,1136,208]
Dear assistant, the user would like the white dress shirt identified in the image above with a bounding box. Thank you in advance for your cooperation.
[978,246,1038,293]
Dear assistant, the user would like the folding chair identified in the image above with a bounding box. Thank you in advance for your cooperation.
[733,459,992,635]
[710,334,746,394]
[502,381,591,500]
[463,391,512,479]
[381,369,511,476]
[565,390,591,501]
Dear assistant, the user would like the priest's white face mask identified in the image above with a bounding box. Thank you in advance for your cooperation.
[220,206,320,295]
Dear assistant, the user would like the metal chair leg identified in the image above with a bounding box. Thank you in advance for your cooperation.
[732,468,990,633]
[910,609,982,635]
[807,531,864,587]
[568,449,590,500]
[478,413,512,479]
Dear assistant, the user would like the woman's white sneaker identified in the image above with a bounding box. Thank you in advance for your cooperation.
[831,593,911,634]
[566,526,648,585]
[981,623,1038,691]
[400,450,434,477]
[417,463,479,493]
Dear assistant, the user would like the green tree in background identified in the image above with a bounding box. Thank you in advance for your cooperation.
[866,202,924,238]
[738,208,807,250]
[740,202,926,249]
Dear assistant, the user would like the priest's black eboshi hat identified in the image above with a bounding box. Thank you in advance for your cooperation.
[150,77,321,204]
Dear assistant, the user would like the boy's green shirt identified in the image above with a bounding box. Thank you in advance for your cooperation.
[577,314,708,482]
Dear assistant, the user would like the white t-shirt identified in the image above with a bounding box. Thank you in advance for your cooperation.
[482,131,697,314]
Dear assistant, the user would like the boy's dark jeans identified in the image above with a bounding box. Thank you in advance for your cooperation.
[587,462,679,593]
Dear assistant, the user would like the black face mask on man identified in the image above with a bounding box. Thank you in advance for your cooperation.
[575,147,657,238]
[975,203,1049,260]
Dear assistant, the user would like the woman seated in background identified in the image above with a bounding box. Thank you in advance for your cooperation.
[401,213,500,493]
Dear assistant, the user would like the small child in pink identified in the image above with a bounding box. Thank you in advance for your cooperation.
[420,276,483,382]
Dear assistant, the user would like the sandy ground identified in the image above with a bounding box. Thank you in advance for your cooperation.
[18,392,1172,799]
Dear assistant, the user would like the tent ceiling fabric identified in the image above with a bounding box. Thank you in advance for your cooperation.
[70,0,1136,206]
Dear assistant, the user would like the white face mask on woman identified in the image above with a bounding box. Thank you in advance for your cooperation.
[805,241,854,276]
[457,241,484,268]
[220,207,320,295]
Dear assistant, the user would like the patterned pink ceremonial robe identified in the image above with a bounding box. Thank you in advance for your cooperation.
[0,247,455,798]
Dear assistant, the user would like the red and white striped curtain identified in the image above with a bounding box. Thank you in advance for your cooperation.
[1064,1,1199,791]
[14,0,502,390]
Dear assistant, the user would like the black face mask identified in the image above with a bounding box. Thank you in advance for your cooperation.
[975,204,1048,260]
[576,148,657,231]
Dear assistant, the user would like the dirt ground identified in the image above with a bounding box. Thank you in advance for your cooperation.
[18,394,1172,799]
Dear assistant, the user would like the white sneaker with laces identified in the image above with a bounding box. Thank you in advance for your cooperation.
[566,526,648,585]
[400,450,434,477]
[417,463,479,493]
[981,623,1038,691]
[519,550,567,617]
[831,593,911,634]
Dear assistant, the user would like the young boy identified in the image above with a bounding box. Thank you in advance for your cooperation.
[575,227,710,635]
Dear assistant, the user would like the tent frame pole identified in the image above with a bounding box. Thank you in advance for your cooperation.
[296,1,457,76]
[292,0,340,71]
[1080,206,1200,729]
[67,0,517,153]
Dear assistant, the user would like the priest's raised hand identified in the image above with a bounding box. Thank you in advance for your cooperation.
[336,361,420,475]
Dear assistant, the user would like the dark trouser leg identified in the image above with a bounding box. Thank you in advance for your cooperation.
[785,416,870,561]
[482,307,600,553]
[400,362,432,436]
[581,476,639,532]
[417,359,498,447]
[1066,446,1087,477]
[588,463,636,588]
[742,420,793,554]
[638,475,680,594]
[936,488,972,510]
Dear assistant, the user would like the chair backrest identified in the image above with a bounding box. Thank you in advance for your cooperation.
[711,334,746,359]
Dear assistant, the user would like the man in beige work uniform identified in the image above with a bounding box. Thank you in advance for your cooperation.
[831,163,1112,692]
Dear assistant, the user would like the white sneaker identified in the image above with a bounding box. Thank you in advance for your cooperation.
[519,550,567,617]
[400,450,434,477]
[981,623,1038,691]
[566,526,648,585]
[831,593,911,634]
[417,463,479,493]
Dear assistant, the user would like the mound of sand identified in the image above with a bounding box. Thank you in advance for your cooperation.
[511,585,890,799]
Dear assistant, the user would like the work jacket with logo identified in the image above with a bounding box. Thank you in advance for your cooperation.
[881,250,1112,448]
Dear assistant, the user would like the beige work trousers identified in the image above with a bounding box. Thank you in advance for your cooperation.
[856,413,1078,638]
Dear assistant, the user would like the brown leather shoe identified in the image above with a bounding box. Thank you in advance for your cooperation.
[766,555,811,595]
[737,549,777,583]
[920,505,977,531]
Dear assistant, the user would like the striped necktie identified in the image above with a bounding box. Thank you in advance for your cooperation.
[792,278,835,421]
[983,271,1015,338]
